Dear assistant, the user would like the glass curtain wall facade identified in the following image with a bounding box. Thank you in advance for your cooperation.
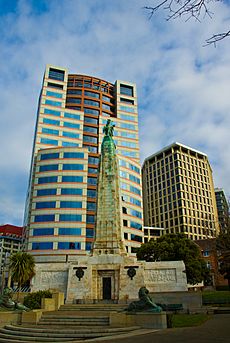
[142,142,220,241]
[24,65,143,261]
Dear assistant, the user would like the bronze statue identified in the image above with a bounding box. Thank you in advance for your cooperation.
[126,287,162,312]
[103,119,115,137]
[0,287,30,311]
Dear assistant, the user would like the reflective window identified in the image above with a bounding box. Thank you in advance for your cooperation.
[62,175,83,182]
[61,188,83,195]
[45,99,62,107]
[48,82,63,90]
[86,229,94,237]
[59,214,82,222]
[64,112,81,120]
[130,197,141,207]
[119,114,136,121]
[59,228,81,235]
[32,242,53,250]
[87,189,97,198]
[84,145,97,153]
[119,123,135,130]
[39,164,58,172]
[88,177,97,185]
[62,142,79,147]
[83,136,97,144]
[130,209,142,219]
[84,108,99,116]
[88,168,97,174]
[34,214,55,222]
[119,105,136,113]
[84,126,98,134]
[114,131,136,139]
[66,98,81,104]
[43,118,60,126]
[120,97,134,105]
[63,122,80,129]
[35,201,56,209]
[102,95,111,102]
[40,153,59,160]
[130,185,141,195]
[58,242,81,250]
[102,104,111,111]
[63,164,84,170]
[49,68,65,81]
[44,108,61,116]
[38,176,58,184]
[84,90,99,98]
[129,174,140,184]
[84,117,98,125]
[119,150,138,158]
[63,152,84,159]
[119,141,137,148]
[84,99,99,107]
[130,221,142,230]
[46,90,62,98]
[33,228,54,236]
[40,138,58,146]
[120,84,133,97]
[86,215,95,223]
[86,242,92,251]
[67,89,82,95]
[131,234,142,243]
[37,188,57,196]
[129,163,140,173]
[87,202,96,211]
[88,157,99,165]
[60,201,82,208]
[63,131,80,139]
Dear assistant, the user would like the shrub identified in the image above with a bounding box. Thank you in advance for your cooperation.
[23,290,52,309]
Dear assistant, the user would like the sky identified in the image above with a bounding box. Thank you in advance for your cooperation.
[0,0,230,226]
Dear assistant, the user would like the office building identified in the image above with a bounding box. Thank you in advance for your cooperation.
[142,142,220,240]
[24,65,143,261]
[215,188,229,233]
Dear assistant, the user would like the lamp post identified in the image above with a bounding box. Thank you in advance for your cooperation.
[1,251,10,294]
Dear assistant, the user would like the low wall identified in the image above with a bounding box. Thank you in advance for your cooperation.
[149,291,202,310]
[0,312,21,327]
[110,312,167,329]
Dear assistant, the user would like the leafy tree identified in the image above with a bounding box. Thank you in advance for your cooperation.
[144,0,230,45]
[216,231,230,289]
[136,233,210,284]
[9,252,35,300]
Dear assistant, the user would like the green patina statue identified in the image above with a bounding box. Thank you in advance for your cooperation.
[103,119,115,137]
[126,287,162,313]
[0,287,30,311]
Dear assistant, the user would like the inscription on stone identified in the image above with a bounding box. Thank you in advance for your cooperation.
[145,269,176,283]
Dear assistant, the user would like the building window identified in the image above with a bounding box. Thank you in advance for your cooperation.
[44,108,61,117]
[61,188,82,195]
[66,98,81,104]
[33,228,54,236]
[123,220,128,227]
[203,250,210,257]
[43,118,60,126]
[130,209,142,219]
[40,138,58,146]
[32,242,53,250]
[62,164,84,171]
[35,201,56,209]
[48,68,65,81]
[62,131,80,139]
[59,214,82,222]
[84,108,99,116]
[62,142,79,147]
[120,84,133,97]
[39,164,58,172]
[86,215,95,224]
[120,97,134,105]
[45,99,62,107]
[37,188,57,196]
[64,112,81,120]
[88,177,97,185]
[84,99,99,107]
[84,90,99,98]
[87,202,96,211]
[86,242,92,251]
[130,185,141,196]
[38,176,58,184]
[87,189,97,198]
[84,117,98,125]
[88,157,99,165]
[131,234,142,243]
[46,90,63,99]
[83,135,97,144]
[60,201,82,208]
[67,89,82,95]
[63,122,80,129]
[84,126,98,134]
[62,175,83,183]
[59,228,81,235]
[58,242,81,250]
[86,229,94,237]
[63,152,84,159]
[130,221,142,230]
[47,82,63,90]
[34,214,55,222]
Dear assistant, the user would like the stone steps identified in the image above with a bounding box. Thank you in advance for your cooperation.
[0,324,140,342]
[59,304,127,312]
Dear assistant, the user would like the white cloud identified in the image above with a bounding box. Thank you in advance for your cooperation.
[0,0,229,225]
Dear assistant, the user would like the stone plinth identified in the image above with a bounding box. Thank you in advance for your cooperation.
[110,311,167,329]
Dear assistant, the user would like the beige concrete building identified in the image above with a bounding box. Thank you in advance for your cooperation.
[142,142,220,240]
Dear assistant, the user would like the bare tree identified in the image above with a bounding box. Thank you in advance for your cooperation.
[144,0,230,45]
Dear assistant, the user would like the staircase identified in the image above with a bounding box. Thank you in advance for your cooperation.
[0,304,142,342]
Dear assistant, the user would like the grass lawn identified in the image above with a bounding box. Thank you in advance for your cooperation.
[172,314,211,328]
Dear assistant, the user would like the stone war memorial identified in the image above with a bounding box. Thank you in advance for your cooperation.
[32,120,187,303]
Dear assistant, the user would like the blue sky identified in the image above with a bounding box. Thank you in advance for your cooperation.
[0,0,230,226]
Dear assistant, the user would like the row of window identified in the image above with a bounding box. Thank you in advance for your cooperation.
[33,228,82,236]
[43,108,81,120]
[41,138,80,147]
[34,214,82,222]
[120,182,141,196]
[42,127,80,139]
[37,188,83,196]
[32,242,81,250]
[40,152,84,160]
[35,201,83,209]
[39,163,84,172]
[119,159,140,174]
[119,171,140,184]
[43,118,80,129]
[37,175,83,184]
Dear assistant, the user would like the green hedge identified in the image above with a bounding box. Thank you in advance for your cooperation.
[23,290,52,309]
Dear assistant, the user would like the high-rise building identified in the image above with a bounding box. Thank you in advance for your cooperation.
[0,224,23,289]
[215,188,229,233]
[142,142,220,240]
[24,65,143,261]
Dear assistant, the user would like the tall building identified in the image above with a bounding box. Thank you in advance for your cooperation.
[142,142,220,240]
[24,65,143,262]
[0,224,23,289]
[215,188,229,233]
